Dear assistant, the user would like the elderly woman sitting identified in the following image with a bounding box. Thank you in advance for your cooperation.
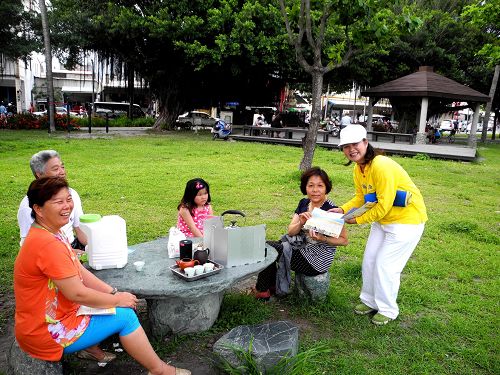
[255,167,349,299]
[14,176,190,375]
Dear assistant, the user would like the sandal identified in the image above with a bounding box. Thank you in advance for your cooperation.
[148,367,191,375]
[76,349,117,363]
[254,289,271,300]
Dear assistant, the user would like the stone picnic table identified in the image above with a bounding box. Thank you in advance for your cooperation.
[90,236,277,338]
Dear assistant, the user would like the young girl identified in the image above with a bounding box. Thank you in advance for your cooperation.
[177,178,213,238]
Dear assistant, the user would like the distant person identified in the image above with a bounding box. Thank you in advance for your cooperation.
[0,102,6,118]
[177,178,213,238]
[340,113,352,129]
[17,150,87,249]
[426,126,435,143]
[434,128,441,143]
[271,112,283,138]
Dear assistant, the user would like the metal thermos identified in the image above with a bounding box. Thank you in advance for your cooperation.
[179,239,193,259]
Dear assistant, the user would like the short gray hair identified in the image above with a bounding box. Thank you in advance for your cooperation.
[29,150,61,177]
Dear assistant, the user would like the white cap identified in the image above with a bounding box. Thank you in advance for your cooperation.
[338,124,367,147]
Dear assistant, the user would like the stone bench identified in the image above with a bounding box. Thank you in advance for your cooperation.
[368,131,415,144]
[213,321,298,372]
[8,339,63,375]
[90,237,278,338]
[294,272,330,302]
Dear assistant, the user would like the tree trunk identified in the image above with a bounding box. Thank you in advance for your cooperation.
[492,111,497,140]
[299,70,323,171]
[39,0,55,132]
[152,87,183,130]
[127,66,135,119]
[481,64,499,143]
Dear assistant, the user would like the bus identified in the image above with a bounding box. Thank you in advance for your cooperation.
[93,102,146,119]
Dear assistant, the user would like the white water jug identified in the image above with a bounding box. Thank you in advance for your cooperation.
[80,214,128,270]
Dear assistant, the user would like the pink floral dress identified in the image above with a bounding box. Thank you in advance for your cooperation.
[177,204,212,237]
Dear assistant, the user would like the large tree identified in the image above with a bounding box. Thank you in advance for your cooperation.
[48,0,296,128]
[39,0,56,132]
[278,0,421,170]
[463,0,500,142]
[325,0,497,135]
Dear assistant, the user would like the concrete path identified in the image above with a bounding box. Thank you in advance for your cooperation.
[59,126,477,161]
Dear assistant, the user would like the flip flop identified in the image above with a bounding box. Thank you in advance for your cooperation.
[148,367,191,375]
[76,349,117,363]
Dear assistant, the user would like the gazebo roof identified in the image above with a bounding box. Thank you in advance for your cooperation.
[361,66,490,103]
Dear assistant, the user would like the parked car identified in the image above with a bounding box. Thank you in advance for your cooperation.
[176,111,218,128]
[33,106,77,117]
[464,122,486,133]
[439,120,453,132]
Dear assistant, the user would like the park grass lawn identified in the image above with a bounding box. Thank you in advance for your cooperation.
[0,130,498,374]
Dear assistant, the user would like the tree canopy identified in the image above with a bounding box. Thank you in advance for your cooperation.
[48,0,299,127]
[0,0,40,60]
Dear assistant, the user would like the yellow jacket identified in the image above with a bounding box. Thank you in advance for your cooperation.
[341,155,428,225]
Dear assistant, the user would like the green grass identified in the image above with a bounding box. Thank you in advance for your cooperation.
[0,130,498,374]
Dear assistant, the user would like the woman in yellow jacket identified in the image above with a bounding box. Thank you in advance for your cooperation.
[332,125,427,325]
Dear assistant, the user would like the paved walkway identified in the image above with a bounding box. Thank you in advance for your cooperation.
[66,126,153,137]
[59,126,477,161]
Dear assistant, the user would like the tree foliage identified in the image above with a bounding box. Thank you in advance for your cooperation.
[278,0,421,169]
[0,0,40,60]
[48,0,297,128]
[324,0,498,134]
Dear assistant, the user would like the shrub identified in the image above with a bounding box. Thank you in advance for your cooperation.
[413,153,430,160]
[1,113,80,131]
[74,116,154,128]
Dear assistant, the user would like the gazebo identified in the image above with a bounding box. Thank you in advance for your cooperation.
[361,66,490,146]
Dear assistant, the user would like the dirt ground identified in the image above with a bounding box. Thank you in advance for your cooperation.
[0,277,319,375]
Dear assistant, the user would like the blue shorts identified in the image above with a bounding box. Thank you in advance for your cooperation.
[63,307,140,354]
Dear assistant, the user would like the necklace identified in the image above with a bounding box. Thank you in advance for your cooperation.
[33,222,71,247]
[33,221,58,234]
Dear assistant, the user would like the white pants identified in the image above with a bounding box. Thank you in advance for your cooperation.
[360,222,425,319]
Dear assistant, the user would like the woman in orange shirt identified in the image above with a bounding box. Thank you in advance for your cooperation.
[14,176,190,375]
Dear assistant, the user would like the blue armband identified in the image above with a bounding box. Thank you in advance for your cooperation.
[364,190,412,207]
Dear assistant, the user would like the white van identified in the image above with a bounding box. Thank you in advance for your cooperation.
[93,102,146,119]
[439,120,453,132]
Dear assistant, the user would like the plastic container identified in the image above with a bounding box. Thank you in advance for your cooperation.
[80,214,128,270]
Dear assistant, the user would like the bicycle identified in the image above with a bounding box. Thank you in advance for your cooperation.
[446,129,456,143]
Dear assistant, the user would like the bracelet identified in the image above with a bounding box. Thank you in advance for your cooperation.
[110,287,118,295]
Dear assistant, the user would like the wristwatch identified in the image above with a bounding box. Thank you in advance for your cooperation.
[110,287,118,295]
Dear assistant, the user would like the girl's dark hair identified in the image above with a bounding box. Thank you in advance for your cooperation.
[27,176,69,219]
[300,167,332,195]
[177,178,211,215]
[343,142,382,166]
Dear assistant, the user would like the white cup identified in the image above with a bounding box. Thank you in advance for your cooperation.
[184,267,195,277]
[204,263,215,273]
[133,261,145,272]
[194,265,205,275]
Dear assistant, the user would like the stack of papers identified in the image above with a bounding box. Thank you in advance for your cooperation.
[303,208,345,238]
[341,201,377,220]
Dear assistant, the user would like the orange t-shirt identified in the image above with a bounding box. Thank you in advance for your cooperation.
[14,227,90,361]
